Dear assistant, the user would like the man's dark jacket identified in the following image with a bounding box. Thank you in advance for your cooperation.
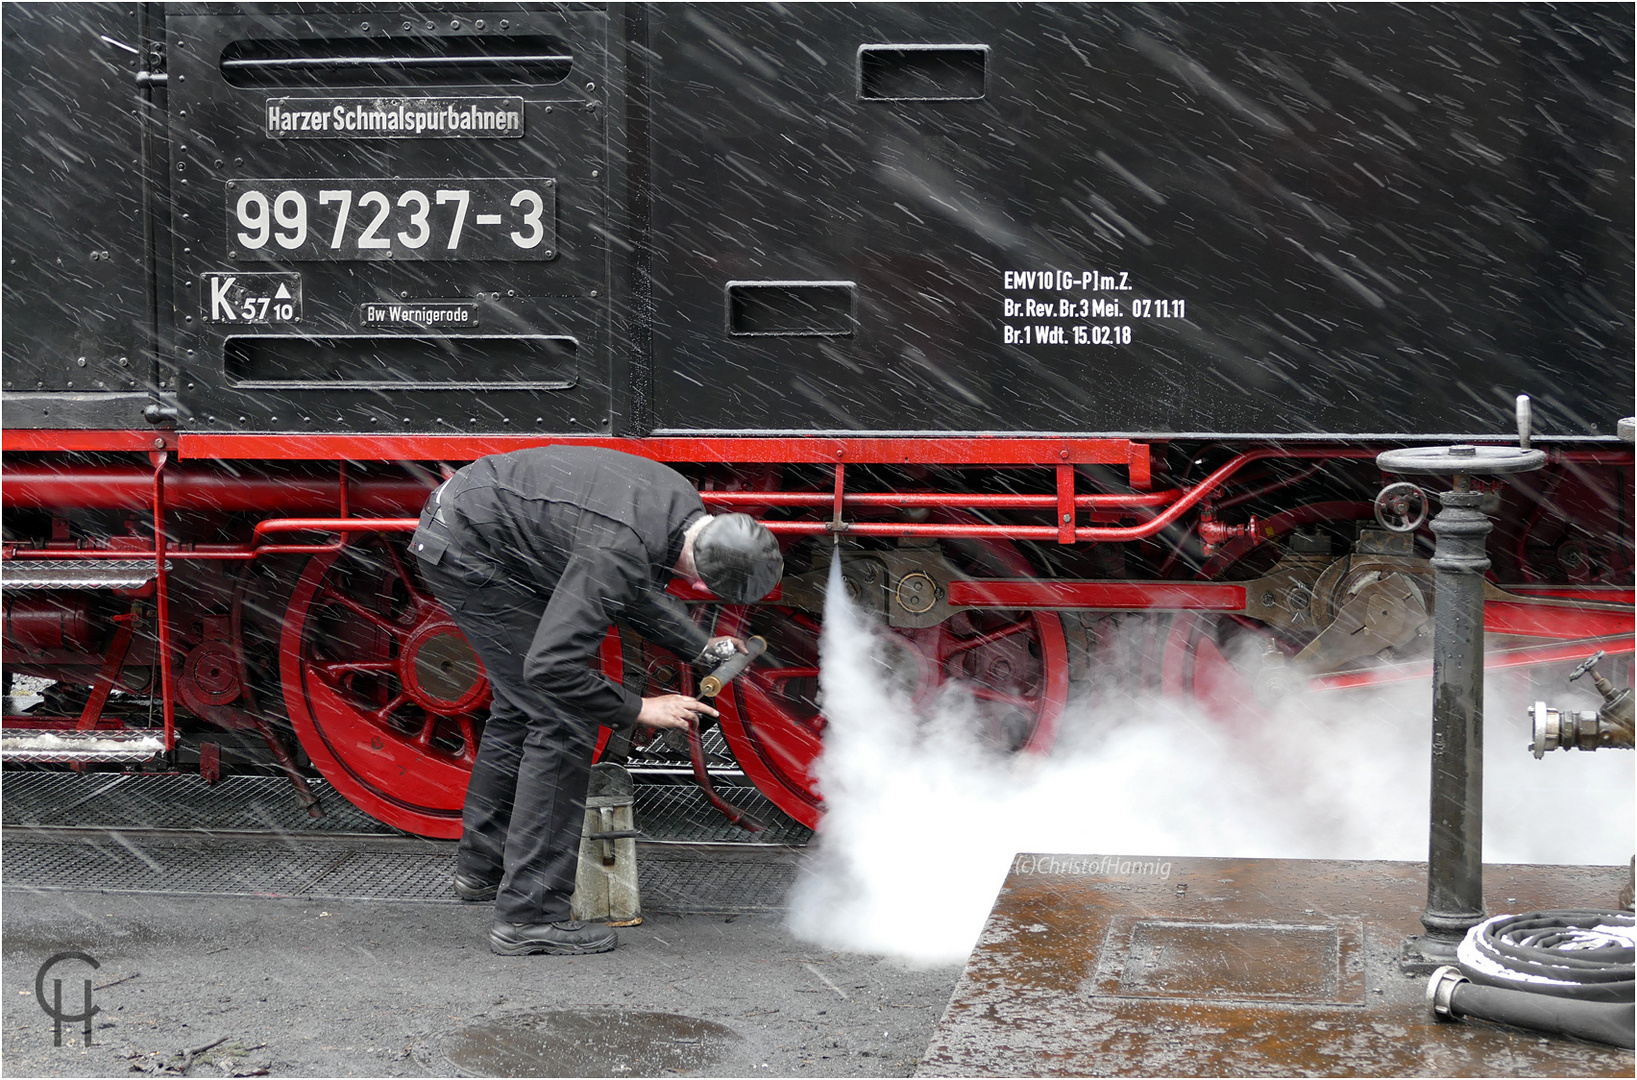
[412,446,711,728]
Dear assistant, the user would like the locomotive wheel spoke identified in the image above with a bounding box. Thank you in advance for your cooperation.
[368,692,408,727]
[318,586,406,638]
[455,716,479,762]
[383,542,431,604]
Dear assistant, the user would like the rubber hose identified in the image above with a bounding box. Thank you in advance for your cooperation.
[1459,910,1634,1003]
[1446,981,1635,1049]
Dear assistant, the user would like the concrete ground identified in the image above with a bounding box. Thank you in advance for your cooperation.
[2,885,962,1078]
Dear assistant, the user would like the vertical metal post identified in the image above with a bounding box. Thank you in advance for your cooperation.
[1421,473,1490,958]
[1377,419,1545,971]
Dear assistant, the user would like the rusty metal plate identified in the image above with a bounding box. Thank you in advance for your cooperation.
[1089,916,1365,1006]
[918,857,1634,1077]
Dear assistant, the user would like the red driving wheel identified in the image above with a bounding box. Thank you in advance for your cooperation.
[280,539,627,836]
[713,591,1069,830]
[281,538,489,837]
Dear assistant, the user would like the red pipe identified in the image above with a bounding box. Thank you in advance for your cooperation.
[1313,635,1634,691]
[1,465,432,515]
[701,490,1182,509]
[249,518,419,544]
[949,580,1248,610]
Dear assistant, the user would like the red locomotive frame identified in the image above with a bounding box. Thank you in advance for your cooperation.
[5,427,1630,836]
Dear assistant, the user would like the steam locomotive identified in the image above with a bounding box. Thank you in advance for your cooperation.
[4,3,1631,837]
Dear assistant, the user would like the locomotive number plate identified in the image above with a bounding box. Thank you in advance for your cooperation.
[225,178,556,262]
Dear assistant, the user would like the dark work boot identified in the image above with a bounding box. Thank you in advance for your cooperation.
[490,919,618,956]
[454,873,499,902]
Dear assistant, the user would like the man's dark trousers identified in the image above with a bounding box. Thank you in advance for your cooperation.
[418,556,596,925]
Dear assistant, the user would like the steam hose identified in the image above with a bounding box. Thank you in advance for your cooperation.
[1428,910,1636,1048]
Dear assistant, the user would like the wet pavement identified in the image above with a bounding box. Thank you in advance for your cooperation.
[1,842,961,1078]
[920,855,1634,1077]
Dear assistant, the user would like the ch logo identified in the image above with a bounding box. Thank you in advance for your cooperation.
[35,951,100,1047]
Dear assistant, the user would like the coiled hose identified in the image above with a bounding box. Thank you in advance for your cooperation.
[1428,910,1635,1048]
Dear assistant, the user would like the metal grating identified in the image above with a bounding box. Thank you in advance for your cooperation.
[1,769,813,845]
[1,838,800,913]
[2,729,165,763]
[635,781,812,846]
[1,773,395,834]
[0,558,167,591]
[638,852,799,914]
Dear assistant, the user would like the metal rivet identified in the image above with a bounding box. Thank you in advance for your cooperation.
[450,19,460,29]
[154,438,165,448]
[76,357,87,366]
[586,82,596,92]
[500,19,510,29]
[360,22,370,31]
[475,19,485,29]
[1062,513,1072,523]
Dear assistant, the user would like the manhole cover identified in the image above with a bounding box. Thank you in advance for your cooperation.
[442,1008,741,1077]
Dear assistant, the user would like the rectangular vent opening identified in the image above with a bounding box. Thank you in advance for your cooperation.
[220,35,572,88]
[223,335,577,387]
[858,45,988,102]
[726,282,856,337]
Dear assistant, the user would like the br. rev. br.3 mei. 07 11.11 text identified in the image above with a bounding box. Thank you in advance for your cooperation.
[1001,270,1187,346]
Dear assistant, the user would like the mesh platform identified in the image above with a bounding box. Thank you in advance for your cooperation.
[2,762,812,845]
[1,837,801,913]
[1,773,393,834]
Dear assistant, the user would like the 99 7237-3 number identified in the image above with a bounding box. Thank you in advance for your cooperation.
[224,178,556,262]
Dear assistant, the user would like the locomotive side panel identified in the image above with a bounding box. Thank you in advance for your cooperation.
[1,3,153,427]
[648,4,1633,438]
[162,3,627,436]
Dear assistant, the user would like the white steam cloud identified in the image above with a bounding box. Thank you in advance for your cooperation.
[786,553,1635,965]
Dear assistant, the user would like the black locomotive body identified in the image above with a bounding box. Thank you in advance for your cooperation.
[3,3,1632,836]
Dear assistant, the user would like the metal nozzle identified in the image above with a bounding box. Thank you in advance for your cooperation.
[698,636,767,698]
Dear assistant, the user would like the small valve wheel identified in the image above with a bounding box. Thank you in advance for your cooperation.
[1374,481,1429,533]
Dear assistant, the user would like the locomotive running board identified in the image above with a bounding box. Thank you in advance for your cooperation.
[918,856,1631,1077]
[0,558,168,591]
[1,728,164,763]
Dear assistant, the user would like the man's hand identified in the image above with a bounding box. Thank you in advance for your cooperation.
[637,694,719,731]
[698,636,750,665]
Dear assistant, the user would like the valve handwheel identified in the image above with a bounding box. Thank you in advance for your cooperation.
[1374,481,1429,534]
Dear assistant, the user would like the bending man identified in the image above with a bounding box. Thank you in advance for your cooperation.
[412,446,783,955]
